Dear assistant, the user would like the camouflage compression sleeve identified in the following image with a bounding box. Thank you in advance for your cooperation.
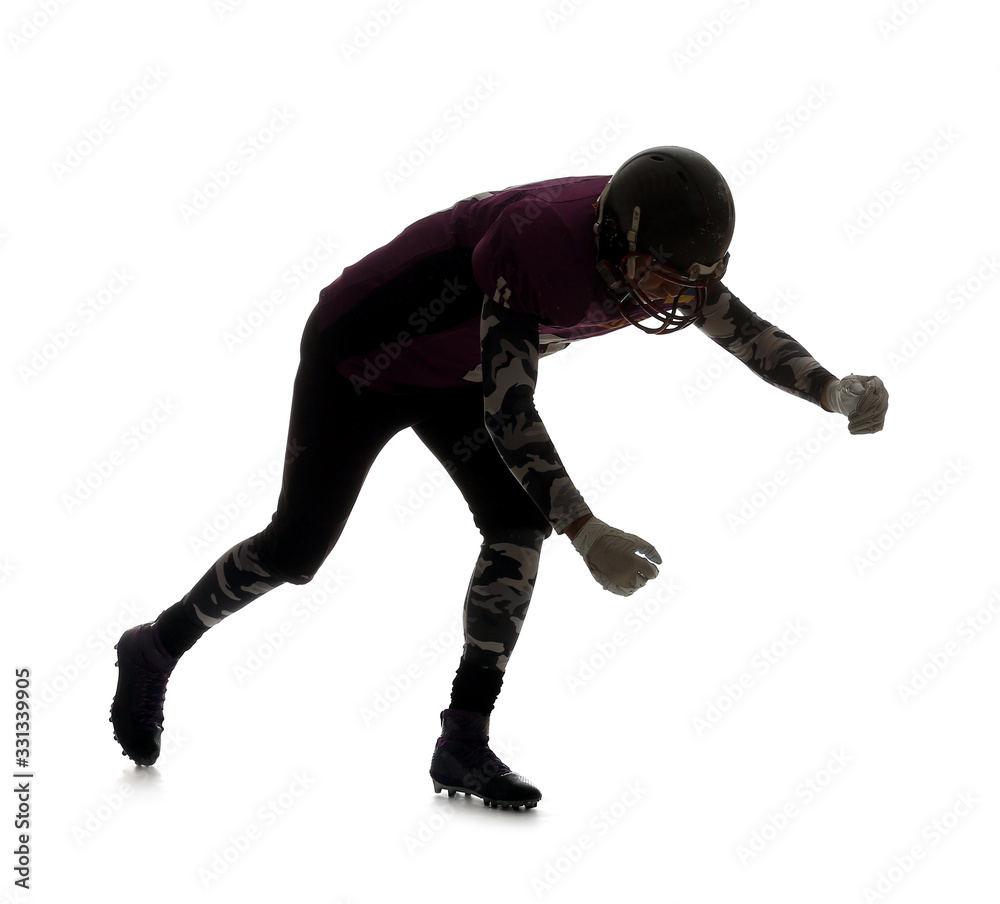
[694,283,836,406]
[480,293,593,534]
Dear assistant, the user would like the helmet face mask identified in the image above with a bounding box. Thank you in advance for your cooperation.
[594,146,735,335]
[617,251,729,334]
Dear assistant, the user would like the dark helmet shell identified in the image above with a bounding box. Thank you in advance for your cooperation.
[595,146,735,272]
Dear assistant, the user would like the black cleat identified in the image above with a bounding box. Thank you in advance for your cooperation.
[429,708,541,810]
[110,623,178,766]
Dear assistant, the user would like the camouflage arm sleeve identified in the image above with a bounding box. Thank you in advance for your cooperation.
[694,282,836,406]
[480,291,593,534]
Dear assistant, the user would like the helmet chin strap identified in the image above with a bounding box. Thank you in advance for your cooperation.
[596,259,626,294]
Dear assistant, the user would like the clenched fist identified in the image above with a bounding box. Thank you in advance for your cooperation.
[823,375,889,434]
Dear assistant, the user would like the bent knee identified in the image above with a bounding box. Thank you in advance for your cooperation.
[253,528,332,586]
[281,568,317,586]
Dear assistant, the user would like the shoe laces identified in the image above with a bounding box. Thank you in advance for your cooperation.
[449,736,511,783]
[131,661,172,728]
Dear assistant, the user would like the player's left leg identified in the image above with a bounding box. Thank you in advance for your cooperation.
[412,385,550,809]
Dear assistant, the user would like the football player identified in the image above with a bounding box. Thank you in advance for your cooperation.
[112,146,887,809]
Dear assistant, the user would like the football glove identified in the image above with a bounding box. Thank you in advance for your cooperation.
[571,517,662,597]
[824,374,888,435]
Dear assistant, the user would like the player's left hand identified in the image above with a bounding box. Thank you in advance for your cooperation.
[824,374,888,434]
[571,517,661,597]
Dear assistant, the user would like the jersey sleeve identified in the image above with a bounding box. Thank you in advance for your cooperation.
[694,282,836,406]
[480,294,592,534]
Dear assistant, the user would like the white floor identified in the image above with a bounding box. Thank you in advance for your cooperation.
[5,1,999,901]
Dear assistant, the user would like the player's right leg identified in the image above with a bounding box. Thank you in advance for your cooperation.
[111,315,412,766]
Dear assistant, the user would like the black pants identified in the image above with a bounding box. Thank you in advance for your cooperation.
[155,306,552,714]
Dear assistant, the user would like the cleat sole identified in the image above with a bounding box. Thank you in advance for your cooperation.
[431,778,539,810]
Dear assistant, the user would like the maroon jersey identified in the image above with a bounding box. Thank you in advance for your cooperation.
[315,175,626,393]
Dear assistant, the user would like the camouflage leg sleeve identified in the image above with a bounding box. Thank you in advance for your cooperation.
[459,527,546,673]
[178,536,287,628]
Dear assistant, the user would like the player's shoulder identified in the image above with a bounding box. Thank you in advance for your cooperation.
[515,174,611,212]
[488,176,608,241]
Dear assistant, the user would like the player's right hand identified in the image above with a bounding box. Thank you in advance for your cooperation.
[825,374,889,435]
[571,516,661,596]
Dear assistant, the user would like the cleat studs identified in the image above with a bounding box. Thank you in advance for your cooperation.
[447,790,455,798]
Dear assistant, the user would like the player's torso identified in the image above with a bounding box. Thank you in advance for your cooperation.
[313,175,624,392]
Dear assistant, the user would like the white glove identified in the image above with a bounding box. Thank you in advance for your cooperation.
[571,517,662,597]
[823,374,888,435]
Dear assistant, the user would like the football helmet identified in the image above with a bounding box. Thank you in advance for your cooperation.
[594,146,735,333]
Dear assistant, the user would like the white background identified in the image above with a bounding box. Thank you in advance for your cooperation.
[3,0,999,901]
